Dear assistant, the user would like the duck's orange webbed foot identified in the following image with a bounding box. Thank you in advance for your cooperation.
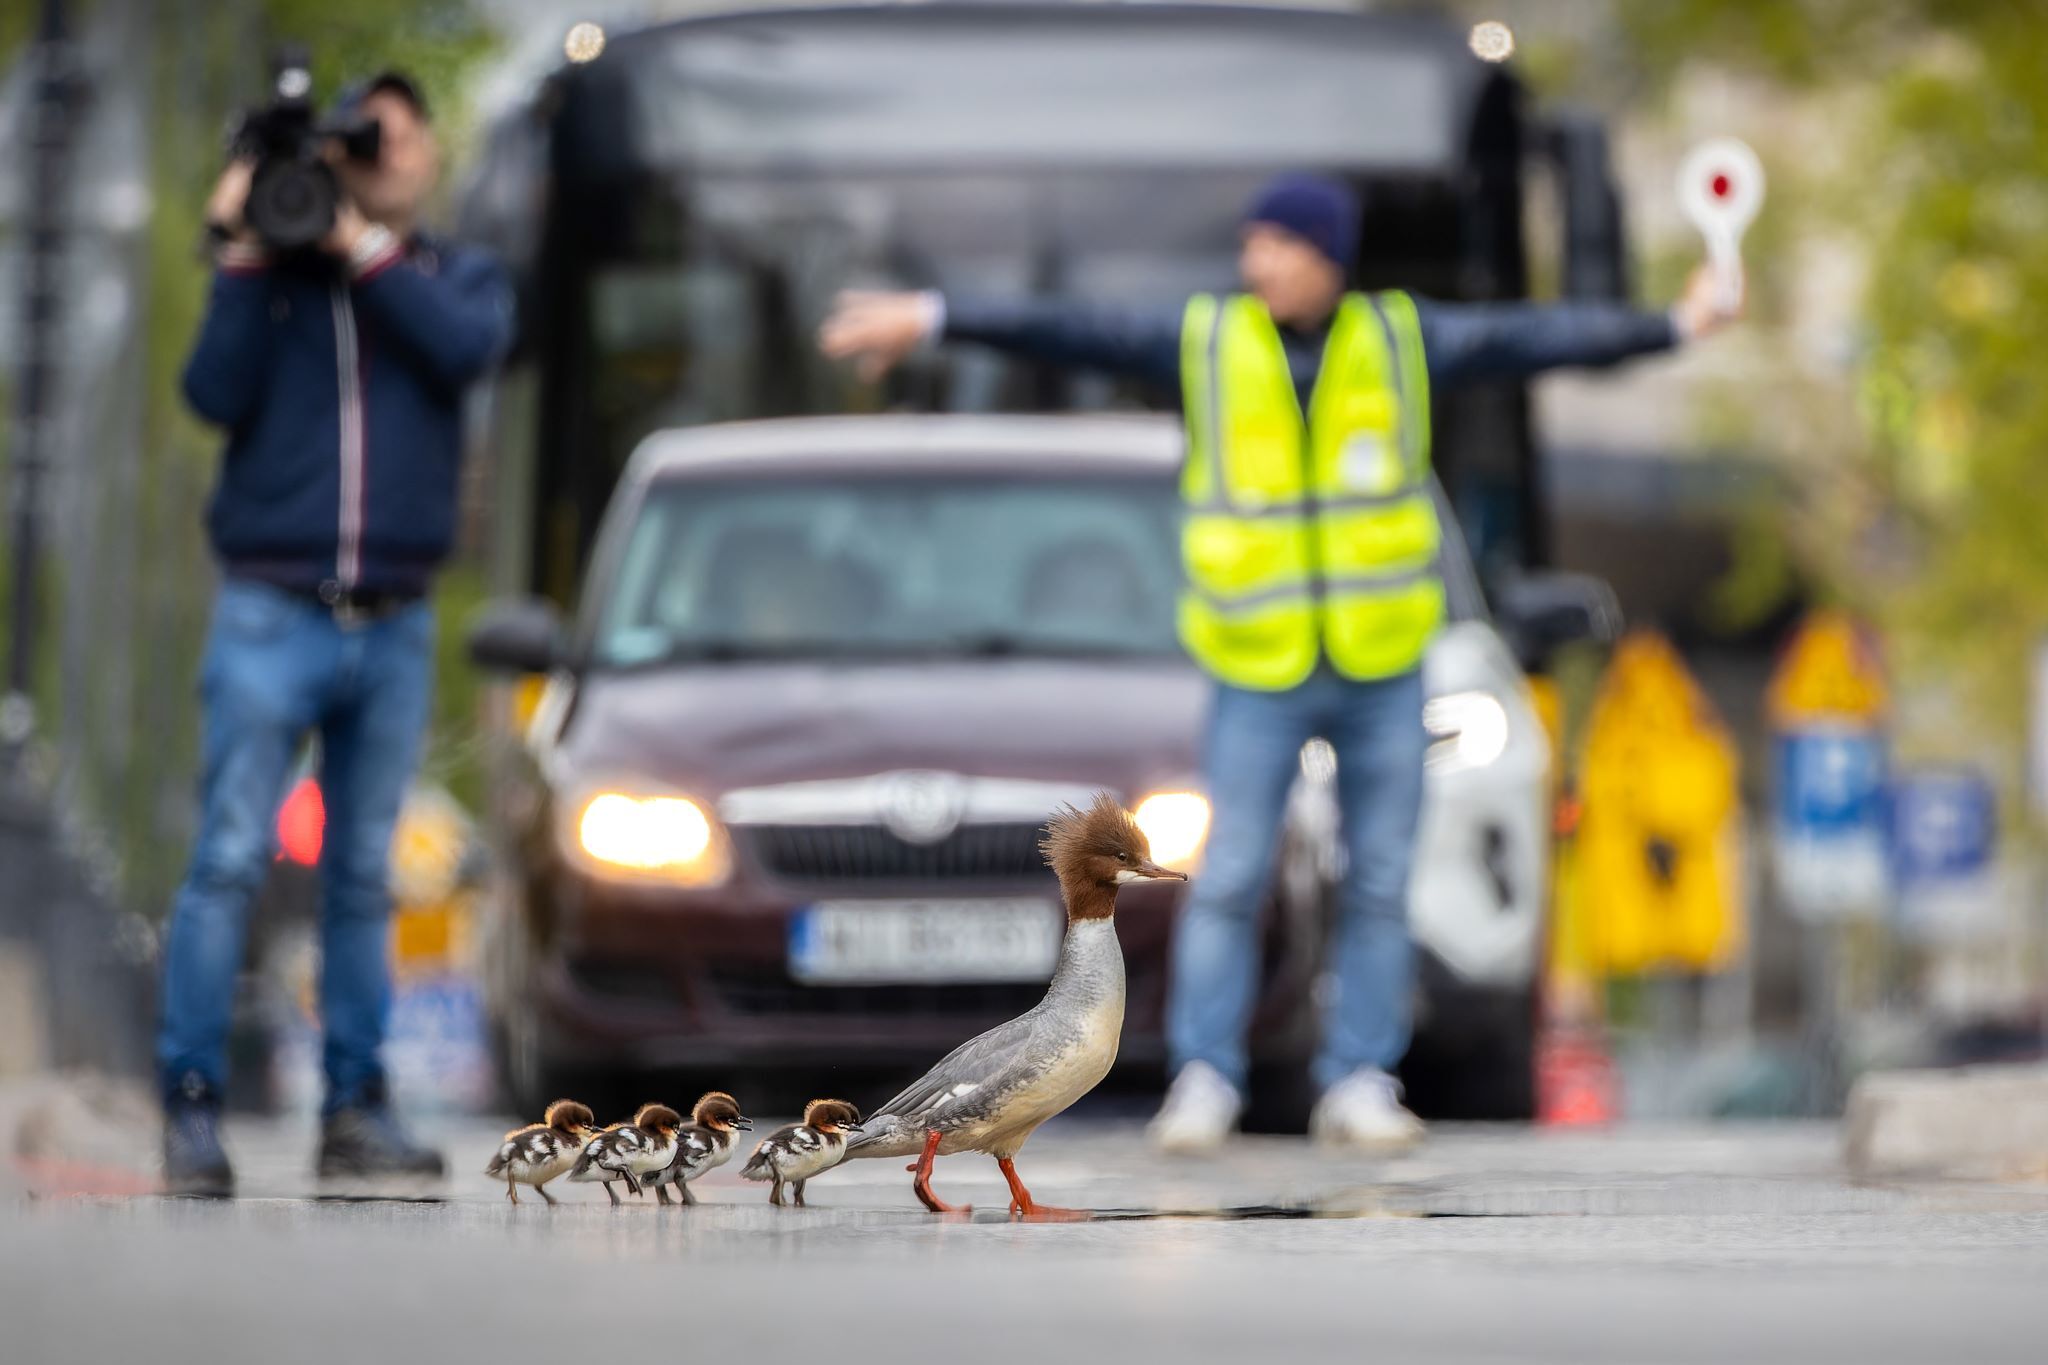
[909,1129,970,1214]
[997,1157,1090,1221]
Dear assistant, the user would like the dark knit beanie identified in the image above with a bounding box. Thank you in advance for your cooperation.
[1242,173,1360,271]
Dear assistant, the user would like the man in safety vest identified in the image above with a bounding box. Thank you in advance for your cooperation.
[820,173,1739,1151]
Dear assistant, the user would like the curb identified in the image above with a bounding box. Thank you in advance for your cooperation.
[1844,1063,2048,1181]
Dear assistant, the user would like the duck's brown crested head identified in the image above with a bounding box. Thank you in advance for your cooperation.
[801,1098,863,1133]
[543,1099,597,1135]
[1040,792,1186,917]
[632,1103,683,1134]
[694,1091,749,1130]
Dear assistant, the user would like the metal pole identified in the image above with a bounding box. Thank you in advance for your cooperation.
[4,0,77,761]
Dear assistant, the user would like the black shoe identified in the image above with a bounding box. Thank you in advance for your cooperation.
[163,1074,235,1197]
[317,1083,446,1183]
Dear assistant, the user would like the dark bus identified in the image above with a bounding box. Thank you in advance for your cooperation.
[459,2,1634,608]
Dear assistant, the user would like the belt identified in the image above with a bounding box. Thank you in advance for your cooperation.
[307,579,421,623]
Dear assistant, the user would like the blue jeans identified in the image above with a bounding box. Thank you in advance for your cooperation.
[1165,666,1426,1093]
[157,578,434,1114]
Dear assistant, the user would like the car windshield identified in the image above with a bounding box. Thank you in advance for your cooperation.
[592,474,1187,666]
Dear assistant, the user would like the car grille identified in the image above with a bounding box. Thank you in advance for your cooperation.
[736,821,1050,886]
[705,963,1045,1019]
[564,956,677,1006]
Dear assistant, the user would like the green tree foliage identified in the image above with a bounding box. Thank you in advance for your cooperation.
[1615,1,2048,755]
[256,0,495,113]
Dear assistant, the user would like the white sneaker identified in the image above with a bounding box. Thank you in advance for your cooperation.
[1310,1068,1425,1151]
[1147,1061,1243,1154]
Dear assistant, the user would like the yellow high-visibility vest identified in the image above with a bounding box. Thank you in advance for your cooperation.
[1178,291,1444,690]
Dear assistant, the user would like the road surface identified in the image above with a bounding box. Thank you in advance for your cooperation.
[9,1115,2048,1364]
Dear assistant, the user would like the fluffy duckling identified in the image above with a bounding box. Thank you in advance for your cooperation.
[569,1103,679,1207]
[484,1099,599,1206]
[843,794,1183,1216]
[740,1099,862,1207]
[642,1091,753,1207]
[622,1103,685,1197]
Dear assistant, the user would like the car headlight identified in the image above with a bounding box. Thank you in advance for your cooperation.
[1133,790,1211,870]
[564,788,730,886]
[1423,690,1510,774]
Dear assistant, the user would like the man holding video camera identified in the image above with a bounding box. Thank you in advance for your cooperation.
[160,68,512,1194]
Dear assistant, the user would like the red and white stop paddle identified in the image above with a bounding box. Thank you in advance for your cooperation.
[1677,138,1764,315]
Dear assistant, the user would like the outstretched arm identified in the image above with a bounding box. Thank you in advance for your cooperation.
[941,295,1184,393]
[1419,262,1739,386]
[819,290,1183,395]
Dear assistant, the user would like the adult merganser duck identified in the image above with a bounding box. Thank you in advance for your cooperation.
[642,1091,753,1206]
[484,1099,599,1206]
[843,793,1184,1216]
[569,1104,682,1206]
[740,1099,862,1207]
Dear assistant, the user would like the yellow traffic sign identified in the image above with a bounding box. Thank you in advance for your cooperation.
[1572,631,1746,975]
[388,785,478,976]
[1767,609,1887,727]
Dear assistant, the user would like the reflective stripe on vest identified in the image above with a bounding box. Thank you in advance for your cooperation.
[1178,291,1445,690]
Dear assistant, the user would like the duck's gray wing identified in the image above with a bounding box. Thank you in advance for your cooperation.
[860,1010,1048,1138]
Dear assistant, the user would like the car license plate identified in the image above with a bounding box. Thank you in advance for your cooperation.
[789,899,1063,984]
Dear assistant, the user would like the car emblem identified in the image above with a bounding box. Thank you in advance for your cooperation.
[878,770,966,845]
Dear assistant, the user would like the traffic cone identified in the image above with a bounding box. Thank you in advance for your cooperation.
[1535,1020,1619,1127]
[1533,690,1622,1127]
[276,777,324,867]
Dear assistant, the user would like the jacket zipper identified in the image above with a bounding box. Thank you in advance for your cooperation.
[329,284,365,591]
[1294,327,1332,653]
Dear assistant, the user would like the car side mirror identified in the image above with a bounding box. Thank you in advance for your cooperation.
[467,596,567,674]
[1494,570,1623,670]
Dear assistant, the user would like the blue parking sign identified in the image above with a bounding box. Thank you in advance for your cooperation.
[1775,730,1886,833]
[1772,727,1890,920]
[1889,769,1995,887]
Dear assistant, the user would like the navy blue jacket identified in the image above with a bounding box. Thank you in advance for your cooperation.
[942,294,1679,405]
[181,234,514,596]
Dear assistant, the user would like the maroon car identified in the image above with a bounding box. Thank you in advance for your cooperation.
[468,415,1327,1110]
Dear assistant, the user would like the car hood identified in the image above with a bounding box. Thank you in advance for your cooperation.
[559,658,1208,798]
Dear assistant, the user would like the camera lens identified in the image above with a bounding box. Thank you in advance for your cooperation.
[271,174,315,219]
[246,159,337,250]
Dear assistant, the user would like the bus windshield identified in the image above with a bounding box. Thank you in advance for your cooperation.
[622,11,1458,173]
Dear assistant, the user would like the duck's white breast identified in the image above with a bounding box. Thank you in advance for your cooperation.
[511,1145,577,1184]
[958,994,1123,1156]
[628,1136,675,1174]
[774,1135,846,1181]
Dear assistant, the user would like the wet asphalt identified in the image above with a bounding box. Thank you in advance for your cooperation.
[9,1117,2048,1365]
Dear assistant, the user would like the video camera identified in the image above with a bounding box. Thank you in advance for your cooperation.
[231,47,381,251]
